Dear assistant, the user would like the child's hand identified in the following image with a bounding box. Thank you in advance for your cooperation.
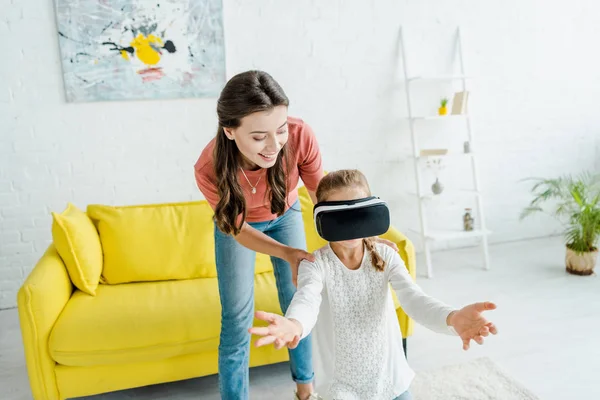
[249,311,304,350]
[447,301,498,350]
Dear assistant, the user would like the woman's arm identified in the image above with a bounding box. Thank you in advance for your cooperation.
[195,162,315,281]
[386,249,457,335]
[235,222,292,260]
[235,222,314,284]
[234,188,316,256]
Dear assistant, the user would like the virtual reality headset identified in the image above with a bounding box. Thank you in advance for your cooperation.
[313,196,390,242]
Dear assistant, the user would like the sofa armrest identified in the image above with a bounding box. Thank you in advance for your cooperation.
[381,226,417,339]
[17,245,73,400]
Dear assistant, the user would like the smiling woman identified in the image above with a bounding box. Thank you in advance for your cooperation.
[193,70,324,400]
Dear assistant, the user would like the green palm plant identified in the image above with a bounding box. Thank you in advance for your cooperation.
[520,172,600,254]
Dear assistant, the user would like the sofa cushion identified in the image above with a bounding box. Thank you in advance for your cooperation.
[49,273,283,367]
[87,201,217,284]
[51,203,103,296]
[87,201,274,284]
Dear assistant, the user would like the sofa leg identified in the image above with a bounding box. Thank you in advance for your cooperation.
[403,338,407,359]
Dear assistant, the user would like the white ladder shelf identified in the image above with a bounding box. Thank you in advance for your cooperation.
[398,26,491,278]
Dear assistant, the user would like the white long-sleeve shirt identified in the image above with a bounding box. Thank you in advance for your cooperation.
[285,243,457,400]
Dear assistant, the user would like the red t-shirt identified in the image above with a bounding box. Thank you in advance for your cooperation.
[194,116,323,222]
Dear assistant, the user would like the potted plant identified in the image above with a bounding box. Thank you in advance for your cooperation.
[438,98,449,115]
[520,172,600,275]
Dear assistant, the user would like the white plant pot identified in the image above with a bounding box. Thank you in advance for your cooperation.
[565,246,598,276]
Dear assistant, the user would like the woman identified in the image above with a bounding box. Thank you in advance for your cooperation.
[194,70,396,400]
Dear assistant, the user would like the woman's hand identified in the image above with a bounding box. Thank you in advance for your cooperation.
[375,237,399,252]
[284,248,315,286]
[249,311,303,350]
[447,301,498,350]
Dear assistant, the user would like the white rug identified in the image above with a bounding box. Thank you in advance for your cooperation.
[70,357,539,400]
[410,357,540,400]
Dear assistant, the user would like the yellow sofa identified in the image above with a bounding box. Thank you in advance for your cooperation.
[17,186,416,400]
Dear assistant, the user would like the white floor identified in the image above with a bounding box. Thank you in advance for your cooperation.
[1,236,599,400]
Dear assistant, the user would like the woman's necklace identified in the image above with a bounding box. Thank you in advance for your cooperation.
[240,168,262,194]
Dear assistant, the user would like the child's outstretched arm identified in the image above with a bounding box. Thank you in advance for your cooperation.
[250,259,324,350]
[386,249,498,350]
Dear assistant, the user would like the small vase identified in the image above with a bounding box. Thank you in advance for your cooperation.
[463,208,474,231]
[432,178,444,195]
[438,106,448,116]
[463,141,471,153]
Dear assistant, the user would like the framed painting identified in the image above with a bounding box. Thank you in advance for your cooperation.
[55,0,226,102]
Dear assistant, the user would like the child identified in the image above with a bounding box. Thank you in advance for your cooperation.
[249,169,498,400]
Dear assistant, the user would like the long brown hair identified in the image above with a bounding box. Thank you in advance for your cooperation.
[316,170,386,271]
[213,70,293,235]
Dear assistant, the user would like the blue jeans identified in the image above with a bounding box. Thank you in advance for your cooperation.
[214,199,314,400]
[394,390,413,400]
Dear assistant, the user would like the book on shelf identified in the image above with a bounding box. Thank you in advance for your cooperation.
[451,91,469,115]
[420,148,448,157]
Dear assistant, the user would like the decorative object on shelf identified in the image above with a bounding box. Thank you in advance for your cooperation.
[520,172,600,276]
[451,91,469,115]
[432,178,444,195]
[438,98,449,115]
[425,158,445,173]
[54,0,226,102]
[427,158,446,173]
[463,141,471,153]
[426,158,446,195]
[463,208,474,231]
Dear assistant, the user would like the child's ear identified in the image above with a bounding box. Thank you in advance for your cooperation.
[223,127,235,140]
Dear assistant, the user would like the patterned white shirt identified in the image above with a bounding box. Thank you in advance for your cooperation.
[286,243,457,400]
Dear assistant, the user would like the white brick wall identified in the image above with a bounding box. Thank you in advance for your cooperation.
[1,0,599,308]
